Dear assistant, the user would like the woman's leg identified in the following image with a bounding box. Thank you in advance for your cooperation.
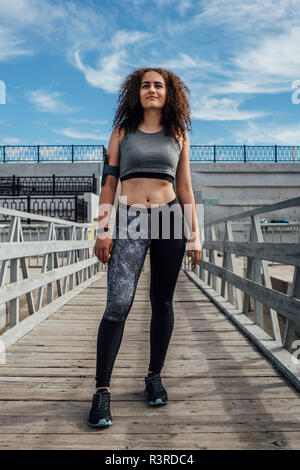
[148,203,187,375]
[95,209,151,389]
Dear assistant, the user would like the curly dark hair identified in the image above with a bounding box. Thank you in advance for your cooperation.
[112,67,192,146]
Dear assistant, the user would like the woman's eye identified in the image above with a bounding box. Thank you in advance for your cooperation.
[142,84,162,88]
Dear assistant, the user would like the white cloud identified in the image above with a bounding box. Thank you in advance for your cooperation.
[0,26,32,61]
[190,24,300,97]
[163,52,208,70]
[72,30,153,93]
[191,96,268,121]
[176,0,192,16]
[68,118,109,125]
[52,127,108,141]
[233,27,300,81]
[0,0,40,25]
[234,121,300,145]
[26,88,80,114]
[161,0,300,97]
[0,0,106,61]
[0,137,21,145]
[0,0,66,28]
[192,0,300,31]
[73,49,127,94]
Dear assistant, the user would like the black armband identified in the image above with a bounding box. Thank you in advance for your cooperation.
[101,152,119,187]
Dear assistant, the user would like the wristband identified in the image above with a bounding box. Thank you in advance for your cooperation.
[97,227,109,233]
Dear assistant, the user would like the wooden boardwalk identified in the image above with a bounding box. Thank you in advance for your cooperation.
[1,254,300,450]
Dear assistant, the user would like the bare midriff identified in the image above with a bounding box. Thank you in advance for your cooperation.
[120,178,177,208]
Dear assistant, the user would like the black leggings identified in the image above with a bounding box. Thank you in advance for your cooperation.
[95,197,187,388]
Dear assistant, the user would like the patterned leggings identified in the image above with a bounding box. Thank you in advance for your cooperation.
[95,196,188,388]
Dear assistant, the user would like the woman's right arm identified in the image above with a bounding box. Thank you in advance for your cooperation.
[95,126,122,264]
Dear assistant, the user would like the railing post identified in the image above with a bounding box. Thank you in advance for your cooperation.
[274,145,277,162]
[3,146,5,163]
[283,267,300,350]
[53,174,55,195]
[72,145,74,163]
[37,145,40,163]
[9,216,20,327]
[75,195,78,222]
[213,145,216,163]
[93,173,96,193]
[244,145,246,162]
[12,174,15,196]
[27,195,31,225]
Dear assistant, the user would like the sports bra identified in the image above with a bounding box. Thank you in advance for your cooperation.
[119,128,181,183]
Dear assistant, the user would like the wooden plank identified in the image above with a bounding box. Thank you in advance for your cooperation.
[0,418,300,436]
[0,367,279,378]
[0,431,299,450]
[7,338,259,348]
[1,358,275,369]
[1,267,299,450]
[0,376,298,400]
[5,350,265,360]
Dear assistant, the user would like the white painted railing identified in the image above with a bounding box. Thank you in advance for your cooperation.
[184,196,300,391]
[0,207,104,344]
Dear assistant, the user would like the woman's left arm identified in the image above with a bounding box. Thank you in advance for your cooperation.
[175,131,202,268]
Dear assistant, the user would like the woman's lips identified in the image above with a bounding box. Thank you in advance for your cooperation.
[147,97,157,99]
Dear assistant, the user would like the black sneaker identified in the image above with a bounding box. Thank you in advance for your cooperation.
[143,374,168,406]
[88,389,113,427]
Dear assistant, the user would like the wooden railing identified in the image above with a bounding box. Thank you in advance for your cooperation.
[0,207,104,347]
[184,196,300,391]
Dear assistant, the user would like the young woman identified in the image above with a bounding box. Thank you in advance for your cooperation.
[88,67,202,428]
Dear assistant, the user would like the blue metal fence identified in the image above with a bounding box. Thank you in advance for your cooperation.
[0,145,105,163]
[190,145,300,162]
[0,144,299,163]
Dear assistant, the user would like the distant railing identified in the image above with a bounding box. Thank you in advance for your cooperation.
[0,175,97,196]
[190,145,300,162]
[184,196,300,391]
[0,145,105,162]
[1,144,300,163]
[0,195,88,223]
[0,207,104,345]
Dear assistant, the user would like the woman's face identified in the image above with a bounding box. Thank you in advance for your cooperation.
[139,71,166,110]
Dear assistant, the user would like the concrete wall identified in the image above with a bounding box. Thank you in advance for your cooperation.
[84,192,100,223]
[190,162,300,227]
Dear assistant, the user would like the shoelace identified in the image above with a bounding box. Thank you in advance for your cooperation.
[92,390,110,411]
[146,375,165,394]
[137,375,165,395]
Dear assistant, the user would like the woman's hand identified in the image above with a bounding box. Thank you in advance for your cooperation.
[186,233,202,268]
[94,232,114,265]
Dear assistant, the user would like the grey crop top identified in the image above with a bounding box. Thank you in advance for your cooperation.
[119,128,181,183]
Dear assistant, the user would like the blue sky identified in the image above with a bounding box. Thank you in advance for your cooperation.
[0,0,300,147]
